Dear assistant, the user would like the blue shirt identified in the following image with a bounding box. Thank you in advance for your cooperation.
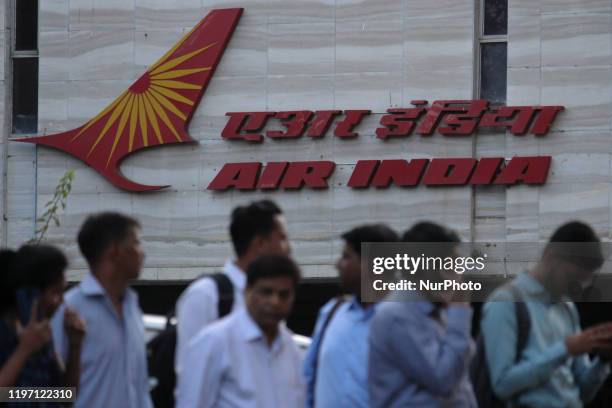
[368,293,476,408]
[481,273,610,408]
[303,296,375,408]
[51,274,153,408]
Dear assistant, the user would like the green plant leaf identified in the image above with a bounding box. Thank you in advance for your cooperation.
[32,169,75,244]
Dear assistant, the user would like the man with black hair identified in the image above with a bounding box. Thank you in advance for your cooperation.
[51,212,152,408]
[175,199,290,375]
[303,224,399,408]
[368,221,477,407]
[1,245,85,397]
[176,254,305,408]
[481,220,612,407]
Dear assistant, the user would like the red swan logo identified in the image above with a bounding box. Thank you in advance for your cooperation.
[17,8,243,191]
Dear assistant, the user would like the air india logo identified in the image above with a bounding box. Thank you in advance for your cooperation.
[18,7,564,193]
[18,8,243,191]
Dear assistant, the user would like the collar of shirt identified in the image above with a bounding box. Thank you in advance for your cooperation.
[81,273,106,296]
[516,273,562,304]
[224,260,246,291]
[236,309,287,354]
[414,300,436,316]
[347,296,377,320]
[389,290,434,315]
[413,299,449,324]
[80,273,136,306]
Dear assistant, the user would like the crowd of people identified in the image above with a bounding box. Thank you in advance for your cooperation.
[1,199,612,408]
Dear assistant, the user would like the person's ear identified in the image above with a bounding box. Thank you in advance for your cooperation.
[541,252,555,271]
[107,242,121,262]
[244,286,253,302]
[250,235,267,253]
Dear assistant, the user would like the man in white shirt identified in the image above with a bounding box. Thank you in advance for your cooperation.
[176,254,306,408]
[175,200,290,375]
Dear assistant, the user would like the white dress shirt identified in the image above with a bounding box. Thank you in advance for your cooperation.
[175,260,246,374]
[176,309,306,408]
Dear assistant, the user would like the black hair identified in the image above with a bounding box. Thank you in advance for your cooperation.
[246,254,301,287]
[403,221,461,258]
[402,221,461,243]
[230,200,283,257]
[13,244,68,290]
[341,224,399,255]
[546,221,603,271]
[0,249,18,314]
[77,212,140,267]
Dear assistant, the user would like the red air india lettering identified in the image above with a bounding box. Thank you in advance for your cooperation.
[422,159,478,185]
[347,156,551,189]
[370,159,429,188]
[222,102,564,141]
[267,111,313,139]
[207,156,551,191]
[222,112,275,142]
[308,111,342,138]
[207,162,261,191]
[208,161,335,191]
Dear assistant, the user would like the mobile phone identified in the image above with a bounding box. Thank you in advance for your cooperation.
[594,348,612,362]
[15,287,41,325]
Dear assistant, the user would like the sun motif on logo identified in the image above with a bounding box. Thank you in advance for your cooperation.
[72,42,217,167]
[17,8,243,191]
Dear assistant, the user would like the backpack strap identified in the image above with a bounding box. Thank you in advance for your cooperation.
[311,295,349,406]
[166,272,235,327]
[508,284,531,362]
[315,296,348,363]
[209,273,234,318]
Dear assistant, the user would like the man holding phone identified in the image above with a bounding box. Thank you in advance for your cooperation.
[0,245,85,395]
[368,222,477,407]
[481,221,612,407]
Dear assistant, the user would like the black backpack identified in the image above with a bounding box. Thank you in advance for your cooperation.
[471,285,531,408]
[147,273,234,408]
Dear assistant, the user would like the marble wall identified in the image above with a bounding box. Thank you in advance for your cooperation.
[0,0,9,247]
[506,0,612,247]
[3,0,611,280]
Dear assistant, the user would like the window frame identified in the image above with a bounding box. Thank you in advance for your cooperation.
[475,0,508,104]
[10,0,39,135]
